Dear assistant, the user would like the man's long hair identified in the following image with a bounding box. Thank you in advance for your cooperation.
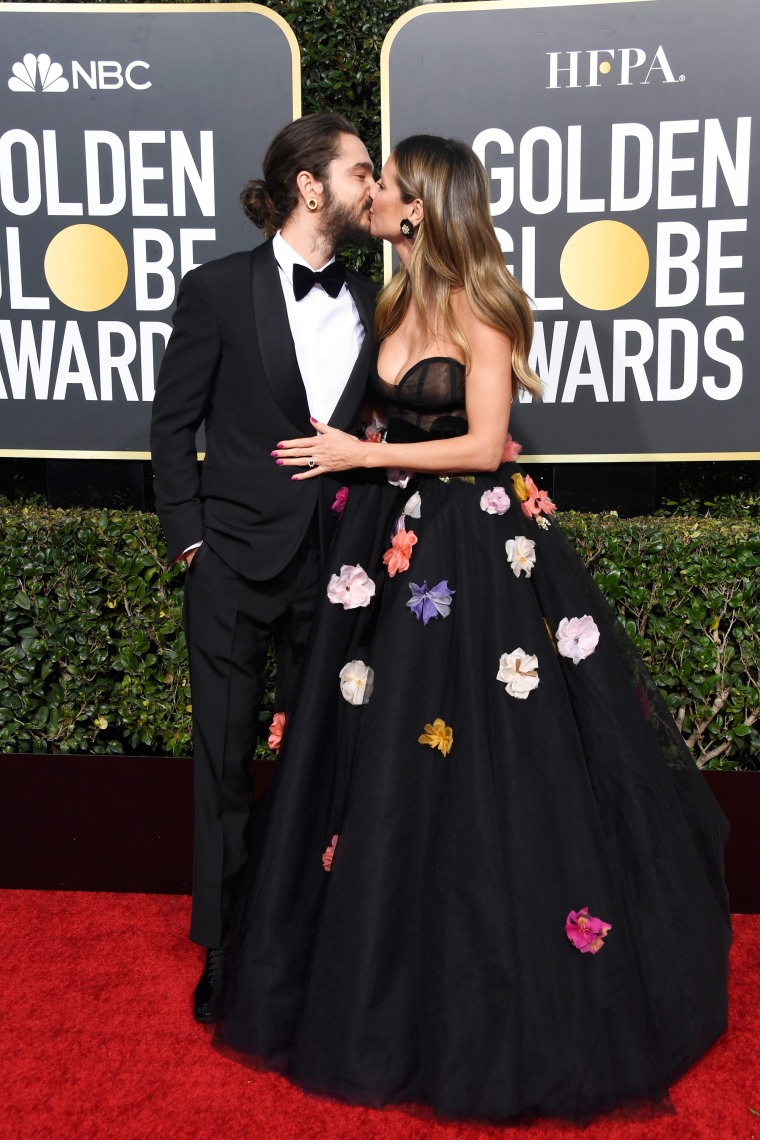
[241,113,359,237]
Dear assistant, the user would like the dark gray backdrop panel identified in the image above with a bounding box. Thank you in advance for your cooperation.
[385,0,758,459]
[0,5,297,454]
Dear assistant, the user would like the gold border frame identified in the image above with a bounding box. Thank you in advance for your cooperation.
[377,0,759,463]
[0,1,300,460]
[2,450,757,464]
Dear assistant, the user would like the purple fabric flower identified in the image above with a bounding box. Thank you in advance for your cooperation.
[406,580,455,625]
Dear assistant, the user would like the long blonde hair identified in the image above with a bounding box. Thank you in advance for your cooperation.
[375,135,541,400]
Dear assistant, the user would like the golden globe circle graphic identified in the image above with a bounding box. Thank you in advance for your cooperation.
[44,225,128,312]
[559,220,649,311]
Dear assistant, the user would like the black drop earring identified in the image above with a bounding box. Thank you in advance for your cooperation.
[400,218,415,239]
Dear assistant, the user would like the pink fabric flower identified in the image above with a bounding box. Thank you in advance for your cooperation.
[365,430,383,443]
[387,468,413,488]
[535,487,557,516]
[382,528,418,576]
[326,564,376,610]
[480,486,511,515]
[267,711,286,753]
[555,615,600,664]
[566,908,612,954]
[502,434,523,463]
[331,486,349,515]
[322,834,339,872]
[518,474,557,520]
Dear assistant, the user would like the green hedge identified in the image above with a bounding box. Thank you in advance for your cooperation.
[1,504,757,769]
[10,2,759,767]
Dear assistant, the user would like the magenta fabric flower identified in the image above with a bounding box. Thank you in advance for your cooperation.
[326,564,376,610]
[502,434,523,463]
[480,486,511,515]
[555,615,600,664]
[322,834,339,872]
[566,908,612,954]
[635,684,651,720]
[331,486,349,515]
[406,580,455,624]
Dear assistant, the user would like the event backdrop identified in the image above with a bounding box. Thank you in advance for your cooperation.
[1,0,757,462]
[383,0,758,460]
[0,2,298,457]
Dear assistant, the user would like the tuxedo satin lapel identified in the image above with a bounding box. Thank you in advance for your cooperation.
[251,242,312,432]
[329,277,375,430]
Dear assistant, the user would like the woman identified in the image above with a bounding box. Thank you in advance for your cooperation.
[216,136,730,1123]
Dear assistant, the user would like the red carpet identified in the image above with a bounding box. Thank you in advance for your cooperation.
[1,892,757,1140]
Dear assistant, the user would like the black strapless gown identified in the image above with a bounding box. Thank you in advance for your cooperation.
[215,356,730,1124]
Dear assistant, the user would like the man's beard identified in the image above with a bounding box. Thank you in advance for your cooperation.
[319,187,373,253]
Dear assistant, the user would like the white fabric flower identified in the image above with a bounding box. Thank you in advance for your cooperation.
[496,649,540,699]
[555,615,600,664]
[387,468,412,488]
[536,516,551,530]
[505,535,537,578]
[339,660,375,705]
[366,412,387,434]
[326,564,376,610]
[403,491,422,518]
[480,486,510,515]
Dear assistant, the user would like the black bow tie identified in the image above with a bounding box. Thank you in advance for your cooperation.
[292,260,346,301]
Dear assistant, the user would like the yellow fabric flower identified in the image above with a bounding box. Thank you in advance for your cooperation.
[511,472,531,502]
[418,718,454,756]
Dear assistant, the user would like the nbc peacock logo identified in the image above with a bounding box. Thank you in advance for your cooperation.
[8,53,70,93]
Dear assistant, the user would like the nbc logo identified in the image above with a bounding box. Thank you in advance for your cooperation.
[7,52,151,92]
[9,53,69,93]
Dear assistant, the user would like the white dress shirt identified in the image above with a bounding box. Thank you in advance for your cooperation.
[272,230,365,424]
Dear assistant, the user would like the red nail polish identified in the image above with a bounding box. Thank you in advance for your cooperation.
[291,474,298,481]
[276,459,284,466]
[310,417,317,423]
[270,450,278,457]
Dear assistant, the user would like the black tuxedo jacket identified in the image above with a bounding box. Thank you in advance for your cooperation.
[150,239,378,579]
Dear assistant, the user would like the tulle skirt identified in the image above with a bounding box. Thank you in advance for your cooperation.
[216,462,731,1123]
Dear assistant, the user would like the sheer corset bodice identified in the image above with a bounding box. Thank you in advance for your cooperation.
[371,352,467,441]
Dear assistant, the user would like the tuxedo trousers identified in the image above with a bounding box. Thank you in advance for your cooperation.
[183,519,322,948]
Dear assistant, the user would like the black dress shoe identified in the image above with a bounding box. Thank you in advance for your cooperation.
[194,946,227,1023]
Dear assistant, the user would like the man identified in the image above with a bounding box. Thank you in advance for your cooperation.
[150,113,377,1021]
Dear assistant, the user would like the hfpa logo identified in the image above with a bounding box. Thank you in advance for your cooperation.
[8,52,151,93]
[547,46,684,89]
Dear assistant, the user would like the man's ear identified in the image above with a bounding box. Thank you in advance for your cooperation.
[296,170,325,209]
